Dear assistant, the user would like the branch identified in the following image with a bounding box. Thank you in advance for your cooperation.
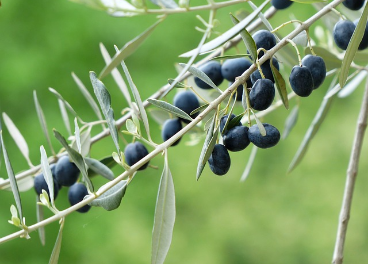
[332,79,368,264]
[0,6,277,190]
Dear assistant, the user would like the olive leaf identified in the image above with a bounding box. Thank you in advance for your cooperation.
[71,72,104,125]
[33,91,55,156]
[99,43,133,109]
[148,99,193,122]
[119,59,152,141]
[240,145,258,182]
[90,72,120,156]
[180,0,269,57]
[2,112,33,167]
[149,109,171,125]
[151,153,176,264]
[168,79,186,88]
[149,0,178,8]
[179,63,223,94]
[271,59,289,109]
[1,130,23,222]
[339,3,368,88]
[49,220,64,264]
[288,84,336,173]
[89,180,127,211]
[53,129,93,192]
[338,70,368,98]
[36,198,45,246]
[58,99,72,137]
[282,105,299,140]
[196,114,216,180]
[40,146,56,207]
[99,19,163,79]
[85,157,115,181]
[229,13,257,62]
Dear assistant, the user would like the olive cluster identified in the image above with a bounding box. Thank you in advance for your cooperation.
[34,155,91,213]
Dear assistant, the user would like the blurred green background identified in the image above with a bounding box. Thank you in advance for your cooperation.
[1,0,368,263]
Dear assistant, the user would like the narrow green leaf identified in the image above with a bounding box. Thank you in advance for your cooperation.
[230,13,257,62]
[150,0,178,8]
[85,157,114,181]
[36,198,46,246]
[196,114,216,180]
[99,43,132,108]
[180,0,269,57]
[149,109,171,126]
[168,79,186,88]
[71,72,104,123]
[148,99,193,122]
[74,118,82,154]
[99,19,163,79]
[53,129,93,192]
[2,112,33,167]
[212,54,251,60]
[33,91,55,156]
[179,63,223,93]
[90,72,120,155]
[0,176,34,192]
[151,153,175,264]
[338,70,368,98]
[48,88,80,120]
[88,156,116,177]
[190,104,209,115]
[126,119,138,135]
[40,146,55,206]
[58,99,71,136]
[0,130,23,221]
[89,180,127,210]
[339,4,368,88]
[71,125,92,157]
[252,111,266,136]
[288,86,335,173]
[248,1,277,39]
[292,30,308,46]
[240,145,258,182]
[202,128,219,165]
[119,60,152,141]
[49,220,64,264]
[304,46,341,71]
[228,113,244,130]
[271,59,289,109]
[282,106,299,140]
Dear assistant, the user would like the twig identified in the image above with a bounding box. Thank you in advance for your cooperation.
[332,79,368,264]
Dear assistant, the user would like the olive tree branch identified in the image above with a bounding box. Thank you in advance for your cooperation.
[0,6,277,190]
[0,0,347,243]
[332,78,368,264]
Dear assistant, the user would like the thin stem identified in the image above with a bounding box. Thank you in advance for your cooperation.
[332,79,368,264]
[286,39,302,66]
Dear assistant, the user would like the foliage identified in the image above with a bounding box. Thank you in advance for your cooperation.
[1,0,368,263]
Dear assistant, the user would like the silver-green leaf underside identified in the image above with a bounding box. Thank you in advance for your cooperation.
[119,60,152,141]
[2,112,33,167]
[151,153,176,264]
[90,72,120,155]
[150,0,178,8]
[49,220,64,264]
[196,114,216,180]
[40,146,55,206]
[89,180,127,210]
[85,157,114,181]
[148,99,193,122]
[240,145,258,182]
[0,130,23,221]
